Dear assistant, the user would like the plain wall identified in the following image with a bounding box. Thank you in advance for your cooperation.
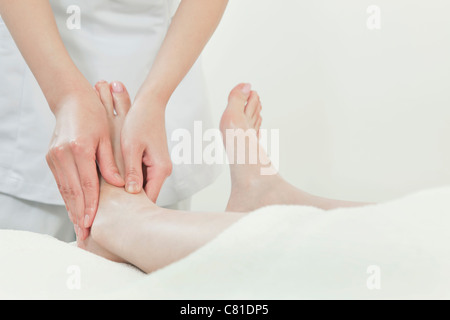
[191,0,450,212]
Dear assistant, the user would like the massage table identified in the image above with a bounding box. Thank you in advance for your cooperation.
[1,186,449,299]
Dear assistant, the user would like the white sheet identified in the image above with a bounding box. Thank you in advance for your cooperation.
[1,186,450,299]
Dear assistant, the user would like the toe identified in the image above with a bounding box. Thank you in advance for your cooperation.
[255,116,262,133]
[244,91,260,120]
[254,102,262,121]
[110,81,131,116]
[228,83,252,109]
[95,80,114,116]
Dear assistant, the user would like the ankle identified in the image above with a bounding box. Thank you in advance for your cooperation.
[230,171,279,192]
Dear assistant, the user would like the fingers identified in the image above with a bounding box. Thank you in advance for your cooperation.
[47,144,88,240]
[96,138,125,187]
[46,153,73,222]
[47,132,123,240]
[72,142,100,229]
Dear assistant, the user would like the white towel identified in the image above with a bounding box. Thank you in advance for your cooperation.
[1,186,450,299]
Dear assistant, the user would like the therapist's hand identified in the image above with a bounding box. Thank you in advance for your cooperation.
[118,86,172,203]
[46,86,125,240]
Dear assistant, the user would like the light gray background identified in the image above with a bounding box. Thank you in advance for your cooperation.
[191,0,450,211]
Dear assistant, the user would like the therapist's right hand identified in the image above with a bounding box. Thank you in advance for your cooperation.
[46,86,125,241]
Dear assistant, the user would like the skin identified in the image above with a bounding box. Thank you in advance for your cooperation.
[78,82,368,274]
[0,0,229,240]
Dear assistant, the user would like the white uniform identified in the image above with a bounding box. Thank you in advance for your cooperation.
[0,0,222,241]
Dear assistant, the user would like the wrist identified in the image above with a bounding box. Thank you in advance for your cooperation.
[47,73,94,115]
[133,88,169,114]
[135,76,174,107]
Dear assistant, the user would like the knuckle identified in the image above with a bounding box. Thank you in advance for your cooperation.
[81,179,96,191]
[50,145,66,160]
[59,185,81,199]
[69,140,82,153]
[126,168,141,181]
[71,189,82,199]
[69,139,93,156]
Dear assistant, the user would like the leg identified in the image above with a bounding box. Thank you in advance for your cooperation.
[79,81,246,273]
[81,81,367,274]
[221,83,368,212]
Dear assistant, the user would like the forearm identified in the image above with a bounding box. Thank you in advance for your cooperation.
[136,0,228,107]
[0,0,89,113]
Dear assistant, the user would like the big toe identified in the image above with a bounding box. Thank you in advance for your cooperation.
[227,83,252,110]
[110,81,132,116]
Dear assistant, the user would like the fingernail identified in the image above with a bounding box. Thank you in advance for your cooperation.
[242,83,251,95]
[111,81,124,93]
[84,215,90,228]
[126,181,139,193]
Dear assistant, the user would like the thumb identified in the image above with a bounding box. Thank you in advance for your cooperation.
[96,139,125,187]
[122,145,145,194]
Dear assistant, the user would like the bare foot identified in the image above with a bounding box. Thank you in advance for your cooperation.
[220,83,296,211]
[221,84,365,212]
[77,81,159,262]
